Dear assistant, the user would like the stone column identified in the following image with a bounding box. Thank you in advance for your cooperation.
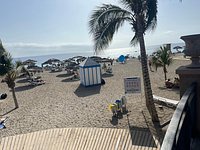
[176,34,200,134]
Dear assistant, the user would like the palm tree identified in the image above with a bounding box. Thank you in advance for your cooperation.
[3,69,18,108]
[151,46,173,81]
[0,42,12,76]
[89,0,159,121]
[15,60,30,78]
[0,42,19,108]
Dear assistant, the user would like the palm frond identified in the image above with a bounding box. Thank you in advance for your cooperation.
[151,45,173,71]
[4,70,17,88]
[15,60,23,69]
[130,35,139,46]
[0,51,14,76]
[129,21,139,45]
[145,0,157,31]
[0,40,6,56]
[89,4,133,53]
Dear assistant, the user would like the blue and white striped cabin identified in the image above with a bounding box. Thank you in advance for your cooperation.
[79,57,101,87]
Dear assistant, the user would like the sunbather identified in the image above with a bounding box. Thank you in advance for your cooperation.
[173,77,180,88]
[70,71,79,80]
[29,78,45,86]
[165,79,174,88]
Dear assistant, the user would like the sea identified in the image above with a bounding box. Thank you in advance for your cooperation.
[13,43,185,67]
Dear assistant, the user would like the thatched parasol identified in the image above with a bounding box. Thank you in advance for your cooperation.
[23,59,37,66]
[42,58,60,67]
[173,46,183,52]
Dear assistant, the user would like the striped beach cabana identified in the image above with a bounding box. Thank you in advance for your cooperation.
[79,57,101,87]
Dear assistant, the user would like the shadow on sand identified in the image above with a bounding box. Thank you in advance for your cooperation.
[74,84,101,97]
[14,85,36,92]
[110,111,125,125]
[126,111,164,148]
[16,78,28,83]
[158,86,180,94]
[61,78,79,82]
[49,70,62,73]
[102,73,114,78]
[1,107,17,116]
[56,73,74,78]
[110,116,118,125]
[129,125,157,147]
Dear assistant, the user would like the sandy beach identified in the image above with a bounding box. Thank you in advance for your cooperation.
[0,57,190,139]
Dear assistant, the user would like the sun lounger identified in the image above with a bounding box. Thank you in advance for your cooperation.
[106,68,113,74]
[153,95,179,109]
[28,79,45,86]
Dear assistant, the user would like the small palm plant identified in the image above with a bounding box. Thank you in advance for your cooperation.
[89,0,159,121]
[151,46,173,81]
[4,69,18,108]
[15,60,30,78]
[0,42,19,108]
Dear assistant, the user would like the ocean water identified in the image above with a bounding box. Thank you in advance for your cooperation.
[13,43,184,66]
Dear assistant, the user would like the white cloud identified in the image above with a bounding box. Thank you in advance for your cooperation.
[163,30,174,34]
[4,42,91,49]
[3,42,93,58]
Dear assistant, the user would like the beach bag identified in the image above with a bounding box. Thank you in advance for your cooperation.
[108,103,118,113]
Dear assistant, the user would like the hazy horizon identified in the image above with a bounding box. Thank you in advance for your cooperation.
[13,42,185,59]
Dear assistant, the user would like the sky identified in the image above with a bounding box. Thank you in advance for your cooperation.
[0,0,199,58]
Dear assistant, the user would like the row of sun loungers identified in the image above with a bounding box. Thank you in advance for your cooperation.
[28,78,45,86]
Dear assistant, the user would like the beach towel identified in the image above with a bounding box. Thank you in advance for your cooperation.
[0,117,8,129]
[0,123,5,129]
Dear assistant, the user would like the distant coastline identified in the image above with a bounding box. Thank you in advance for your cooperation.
[13,42,185,66]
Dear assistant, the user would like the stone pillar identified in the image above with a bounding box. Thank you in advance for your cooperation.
[176,34,200,134]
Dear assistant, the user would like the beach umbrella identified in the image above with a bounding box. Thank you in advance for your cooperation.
[63,59,71,63]
[90,56,103,63]
[23,59,37,66]
[42,58,60,66]
[118,55,125,63]
[173,46,183,52]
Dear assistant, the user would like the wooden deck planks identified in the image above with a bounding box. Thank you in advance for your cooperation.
[92,128,103,150]
[88,128,97,150]
[0,127,161,150]
[115,129,126,150]
[61,128,72,149]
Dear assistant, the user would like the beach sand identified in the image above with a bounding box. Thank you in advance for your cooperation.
[0,57,190,139]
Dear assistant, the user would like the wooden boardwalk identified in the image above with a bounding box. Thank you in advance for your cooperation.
[0,127,160,150]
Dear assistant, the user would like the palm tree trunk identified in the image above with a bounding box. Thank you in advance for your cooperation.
[137,18,159,122]
[11,87,19,108]
[163,65,167,81]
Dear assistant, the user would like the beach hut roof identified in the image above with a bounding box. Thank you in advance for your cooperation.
[79,57,100,67]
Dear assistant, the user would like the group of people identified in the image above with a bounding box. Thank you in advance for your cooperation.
[165,77,180,88]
